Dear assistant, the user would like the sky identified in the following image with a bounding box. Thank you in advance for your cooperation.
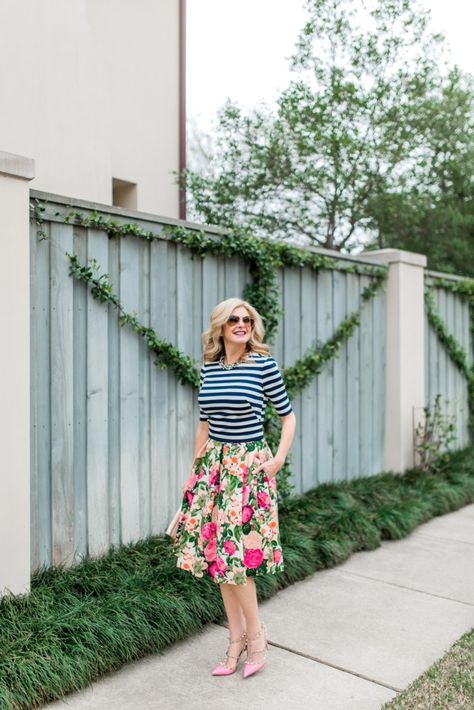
[186,0,474,131]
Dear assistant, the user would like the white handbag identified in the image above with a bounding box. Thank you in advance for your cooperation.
[165,506,182,540]
[166,440,208,539]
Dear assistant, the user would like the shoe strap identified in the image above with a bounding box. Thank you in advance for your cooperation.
[228,630,247,644]
[247,622,266,642]
[221,632,247,666]
[225,651,242,660]
[246,622,268,663]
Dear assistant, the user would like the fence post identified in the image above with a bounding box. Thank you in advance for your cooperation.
[359,248,427,473]
[0,151,35,596]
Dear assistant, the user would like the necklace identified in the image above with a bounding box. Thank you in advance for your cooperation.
[219,353,242,370]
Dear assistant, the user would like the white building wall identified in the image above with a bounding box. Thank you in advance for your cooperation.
[0,0,180,217]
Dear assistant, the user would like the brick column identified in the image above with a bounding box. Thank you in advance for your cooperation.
[0,151,35,596]
[360,248,427,472]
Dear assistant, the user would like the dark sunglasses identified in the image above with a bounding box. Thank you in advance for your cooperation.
[227,315,254,326]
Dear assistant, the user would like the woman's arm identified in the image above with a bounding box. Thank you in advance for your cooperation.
[193,420,209,460]
[181,420,209,494]
[254,411,297,479]
[274,411,296,466]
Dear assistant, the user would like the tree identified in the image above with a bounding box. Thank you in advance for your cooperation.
[366,66,474,275]
[180,0,473,261]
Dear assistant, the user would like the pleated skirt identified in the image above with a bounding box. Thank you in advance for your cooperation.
[173,436,284,585]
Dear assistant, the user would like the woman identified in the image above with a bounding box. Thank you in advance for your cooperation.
[173,297,296,678]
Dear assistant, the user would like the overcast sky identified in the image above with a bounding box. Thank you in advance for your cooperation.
[187,0,474,130]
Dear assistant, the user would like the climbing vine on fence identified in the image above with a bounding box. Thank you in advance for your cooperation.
[67,253,386,498]
[55,205,387,343]
[31,198,474,492]
[33,199,387,498]
[424,276,474,441]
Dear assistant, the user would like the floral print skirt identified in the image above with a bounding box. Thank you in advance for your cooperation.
[173,436,284,585]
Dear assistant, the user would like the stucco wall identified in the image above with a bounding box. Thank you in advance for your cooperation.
[0,0,180,217]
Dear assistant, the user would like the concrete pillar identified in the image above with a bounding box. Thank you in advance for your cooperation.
[360,248,427,472]
[0,151,35,596]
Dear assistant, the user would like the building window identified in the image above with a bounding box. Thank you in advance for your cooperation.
[112,178,137,210]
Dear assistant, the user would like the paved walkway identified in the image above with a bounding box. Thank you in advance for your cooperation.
[45,503,474,710]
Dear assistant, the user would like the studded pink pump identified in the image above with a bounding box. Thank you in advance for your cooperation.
[242,622,268,678]
[211,629,248,676]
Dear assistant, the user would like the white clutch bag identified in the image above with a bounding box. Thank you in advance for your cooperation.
[166,441,208,540]
[165,507,182,540]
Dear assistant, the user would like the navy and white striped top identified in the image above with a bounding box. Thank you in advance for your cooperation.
[198,352,293,442]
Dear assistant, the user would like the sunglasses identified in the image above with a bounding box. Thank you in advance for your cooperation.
[226,315,254,326]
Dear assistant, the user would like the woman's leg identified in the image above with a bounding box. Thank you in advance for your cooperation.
[232,577,266,663]
[231,576,260,635]
[220,582,246,636]
[218,582,247,669]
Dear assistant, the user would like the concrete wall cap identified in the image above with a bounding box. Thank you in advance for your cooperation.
[359,248,427,268]
[0,151,35,180]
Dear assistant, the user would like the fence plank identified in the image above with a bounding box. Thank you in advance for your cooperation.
[150,239,172,533]
[50,222,75,567]
[107,237,121,547]
[332,270,347,482]
[30,221,52,572]
[138,239,151,539]
[359,275,373,476]
[454,293,468,446]
[86,228,110,557]
[301,267,317,491]
[73,227,88,563]
[317,269,334,484]
[346,272,360,481]
[283,266,302,492]
[119,237,141,543]
[175,244,195,511]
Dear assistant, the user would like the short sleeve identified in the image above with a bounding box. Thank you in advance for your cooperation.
[199,365,208,421]
[262,358,293,416]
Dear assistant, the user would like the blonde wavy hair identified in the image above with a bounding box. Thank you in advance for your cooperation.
[201,298,271,364]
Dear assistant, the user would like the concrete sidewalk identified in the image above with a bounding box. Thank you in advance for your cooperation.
[45,504,474,710]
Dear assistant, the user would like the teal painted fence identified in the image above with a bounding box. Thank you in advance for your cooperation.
[30,190,387,572]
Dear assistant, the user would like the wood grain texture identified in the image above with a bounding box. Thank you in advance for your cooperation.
[49,222,75,567]
[86,229,109,557]
[30,221,52,573]
[32,198,472,571]
[425,281,471,450]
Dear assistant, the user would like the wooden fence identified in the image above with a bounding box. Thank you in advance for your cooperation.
[29,189,471,573]
[424,271,473,449]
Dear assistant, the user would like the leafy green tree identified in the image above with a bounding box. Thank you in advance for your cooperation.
[366,66,474,275]
[180,0,473,263]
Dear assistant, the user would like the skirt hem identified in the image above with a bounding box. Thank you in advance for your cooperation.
[175,560,285,586]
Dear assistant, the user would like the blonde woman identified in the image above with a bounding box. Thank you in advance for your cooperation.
[173,298,296,678]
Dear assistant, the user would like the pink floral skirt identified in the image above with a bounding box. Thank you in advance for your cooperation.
[173,437,284,585]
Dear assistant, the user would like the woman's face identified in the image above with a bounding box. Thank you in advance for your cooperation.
[221,306,253,348]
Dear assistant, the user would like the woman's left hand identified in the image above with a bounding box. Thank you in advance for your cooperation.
[253,455,285,480]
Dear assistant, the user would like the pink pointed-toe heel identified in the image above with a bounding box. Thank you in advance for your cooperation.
[242,622,268,678]
[211,629,247,676]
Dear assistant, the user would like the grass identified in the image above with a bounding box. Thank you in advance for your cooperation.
[382,627,474,709]
[0,446,473,709]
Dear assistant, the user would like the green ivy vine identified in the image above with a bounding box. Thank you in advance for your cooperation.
[33,199,474,493]
[34,199,389,499]
[67,254,200,389]
[55,204,386,344]
[424,276,474,440]
[67,251,385,499]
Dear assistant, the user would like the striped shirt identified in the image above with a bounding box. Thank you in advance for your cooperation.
[198,352,293,442]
